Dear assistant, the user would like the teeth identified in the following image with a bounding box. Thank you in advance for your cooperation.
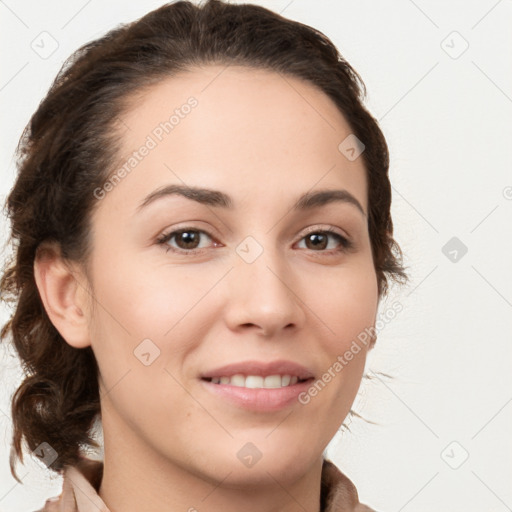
[208,374,302,388]
[246,375,264,388]
[231,374,245,387]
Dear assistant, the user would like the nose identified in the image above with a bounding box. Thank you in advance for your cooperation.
[223,243,306,338]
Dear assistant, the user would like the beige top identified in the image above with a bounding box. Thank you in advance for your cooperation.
[36,456,376,512]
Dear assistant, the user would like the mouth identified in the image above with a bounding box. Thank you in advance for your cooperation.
[199,359,316,411]
[199,374,315,412]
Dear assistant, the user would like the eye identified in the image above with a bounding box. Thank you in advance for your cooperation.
[296,227,353,254]
[156,228,218,254]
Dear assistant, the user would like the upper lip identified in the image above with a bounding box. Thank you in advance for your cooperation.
[200,359,315,380]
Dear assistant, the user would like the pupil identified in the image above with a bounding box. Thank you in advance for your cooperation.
[180,231,198,248]
[308,233,326,250]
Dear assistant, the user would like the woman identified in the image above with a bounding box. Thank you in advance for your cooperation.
[1,1,407,510]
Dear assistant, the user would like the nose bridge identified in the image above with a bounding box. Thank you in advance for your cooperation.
[225,234,305,334]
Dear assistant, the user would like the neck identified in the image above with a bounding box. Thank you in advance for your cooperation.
[98,407,323,512]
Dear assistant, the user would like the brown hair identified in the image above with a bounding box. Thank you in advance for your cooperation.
[1,0,407,483]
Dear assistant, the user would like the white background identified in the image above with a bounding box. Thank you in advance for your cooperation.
[1,1,511,511]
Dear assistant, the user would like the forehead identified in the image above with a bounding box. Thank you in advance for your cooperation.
[103,64,368,214]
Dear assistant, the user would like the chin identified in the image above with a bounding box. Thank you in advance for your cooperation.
[203,441,318,488]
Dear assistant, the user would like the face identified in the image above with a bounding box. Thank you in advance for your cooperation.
[81,65,379,484]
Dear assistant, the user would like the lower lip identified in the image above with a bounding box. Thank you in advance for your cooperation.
[200,378,314,412]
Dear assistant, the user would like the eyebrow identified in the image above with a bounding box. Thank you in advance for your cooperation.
[137,184,366,217]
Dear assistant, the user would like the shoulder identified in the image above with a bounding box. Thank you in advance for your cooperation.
[321,458,379,512]
[32,456,104,512]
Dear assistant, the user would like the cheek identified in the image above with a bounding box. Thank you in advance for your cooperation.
[86,257,199,426]
[86,251,222,405]
[307,261,378,399]
[294,291,376,447]
[89,249,213,340]
[310,260,378,345]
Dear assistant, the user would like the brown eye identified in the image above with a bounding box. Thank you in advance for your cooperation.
[174,230,201,250]
[157,228,215,253]
[304,232,328,250]
[297,229,352,253]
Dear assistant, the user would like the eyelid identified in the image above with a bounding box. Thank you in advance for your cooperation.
[299,224,349,240]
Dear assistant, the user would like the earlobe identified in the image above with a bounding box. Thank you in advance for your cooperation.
[33,243,91,349]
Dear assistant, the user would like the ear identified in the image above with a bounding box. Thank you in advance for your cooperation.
[33,242,91,349]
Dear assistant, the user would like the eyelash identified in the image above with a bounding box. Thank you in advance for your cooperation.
[156,226,353,256]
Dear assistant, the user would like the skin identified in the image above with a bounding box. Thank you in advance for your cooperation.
[34,65,379,512]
